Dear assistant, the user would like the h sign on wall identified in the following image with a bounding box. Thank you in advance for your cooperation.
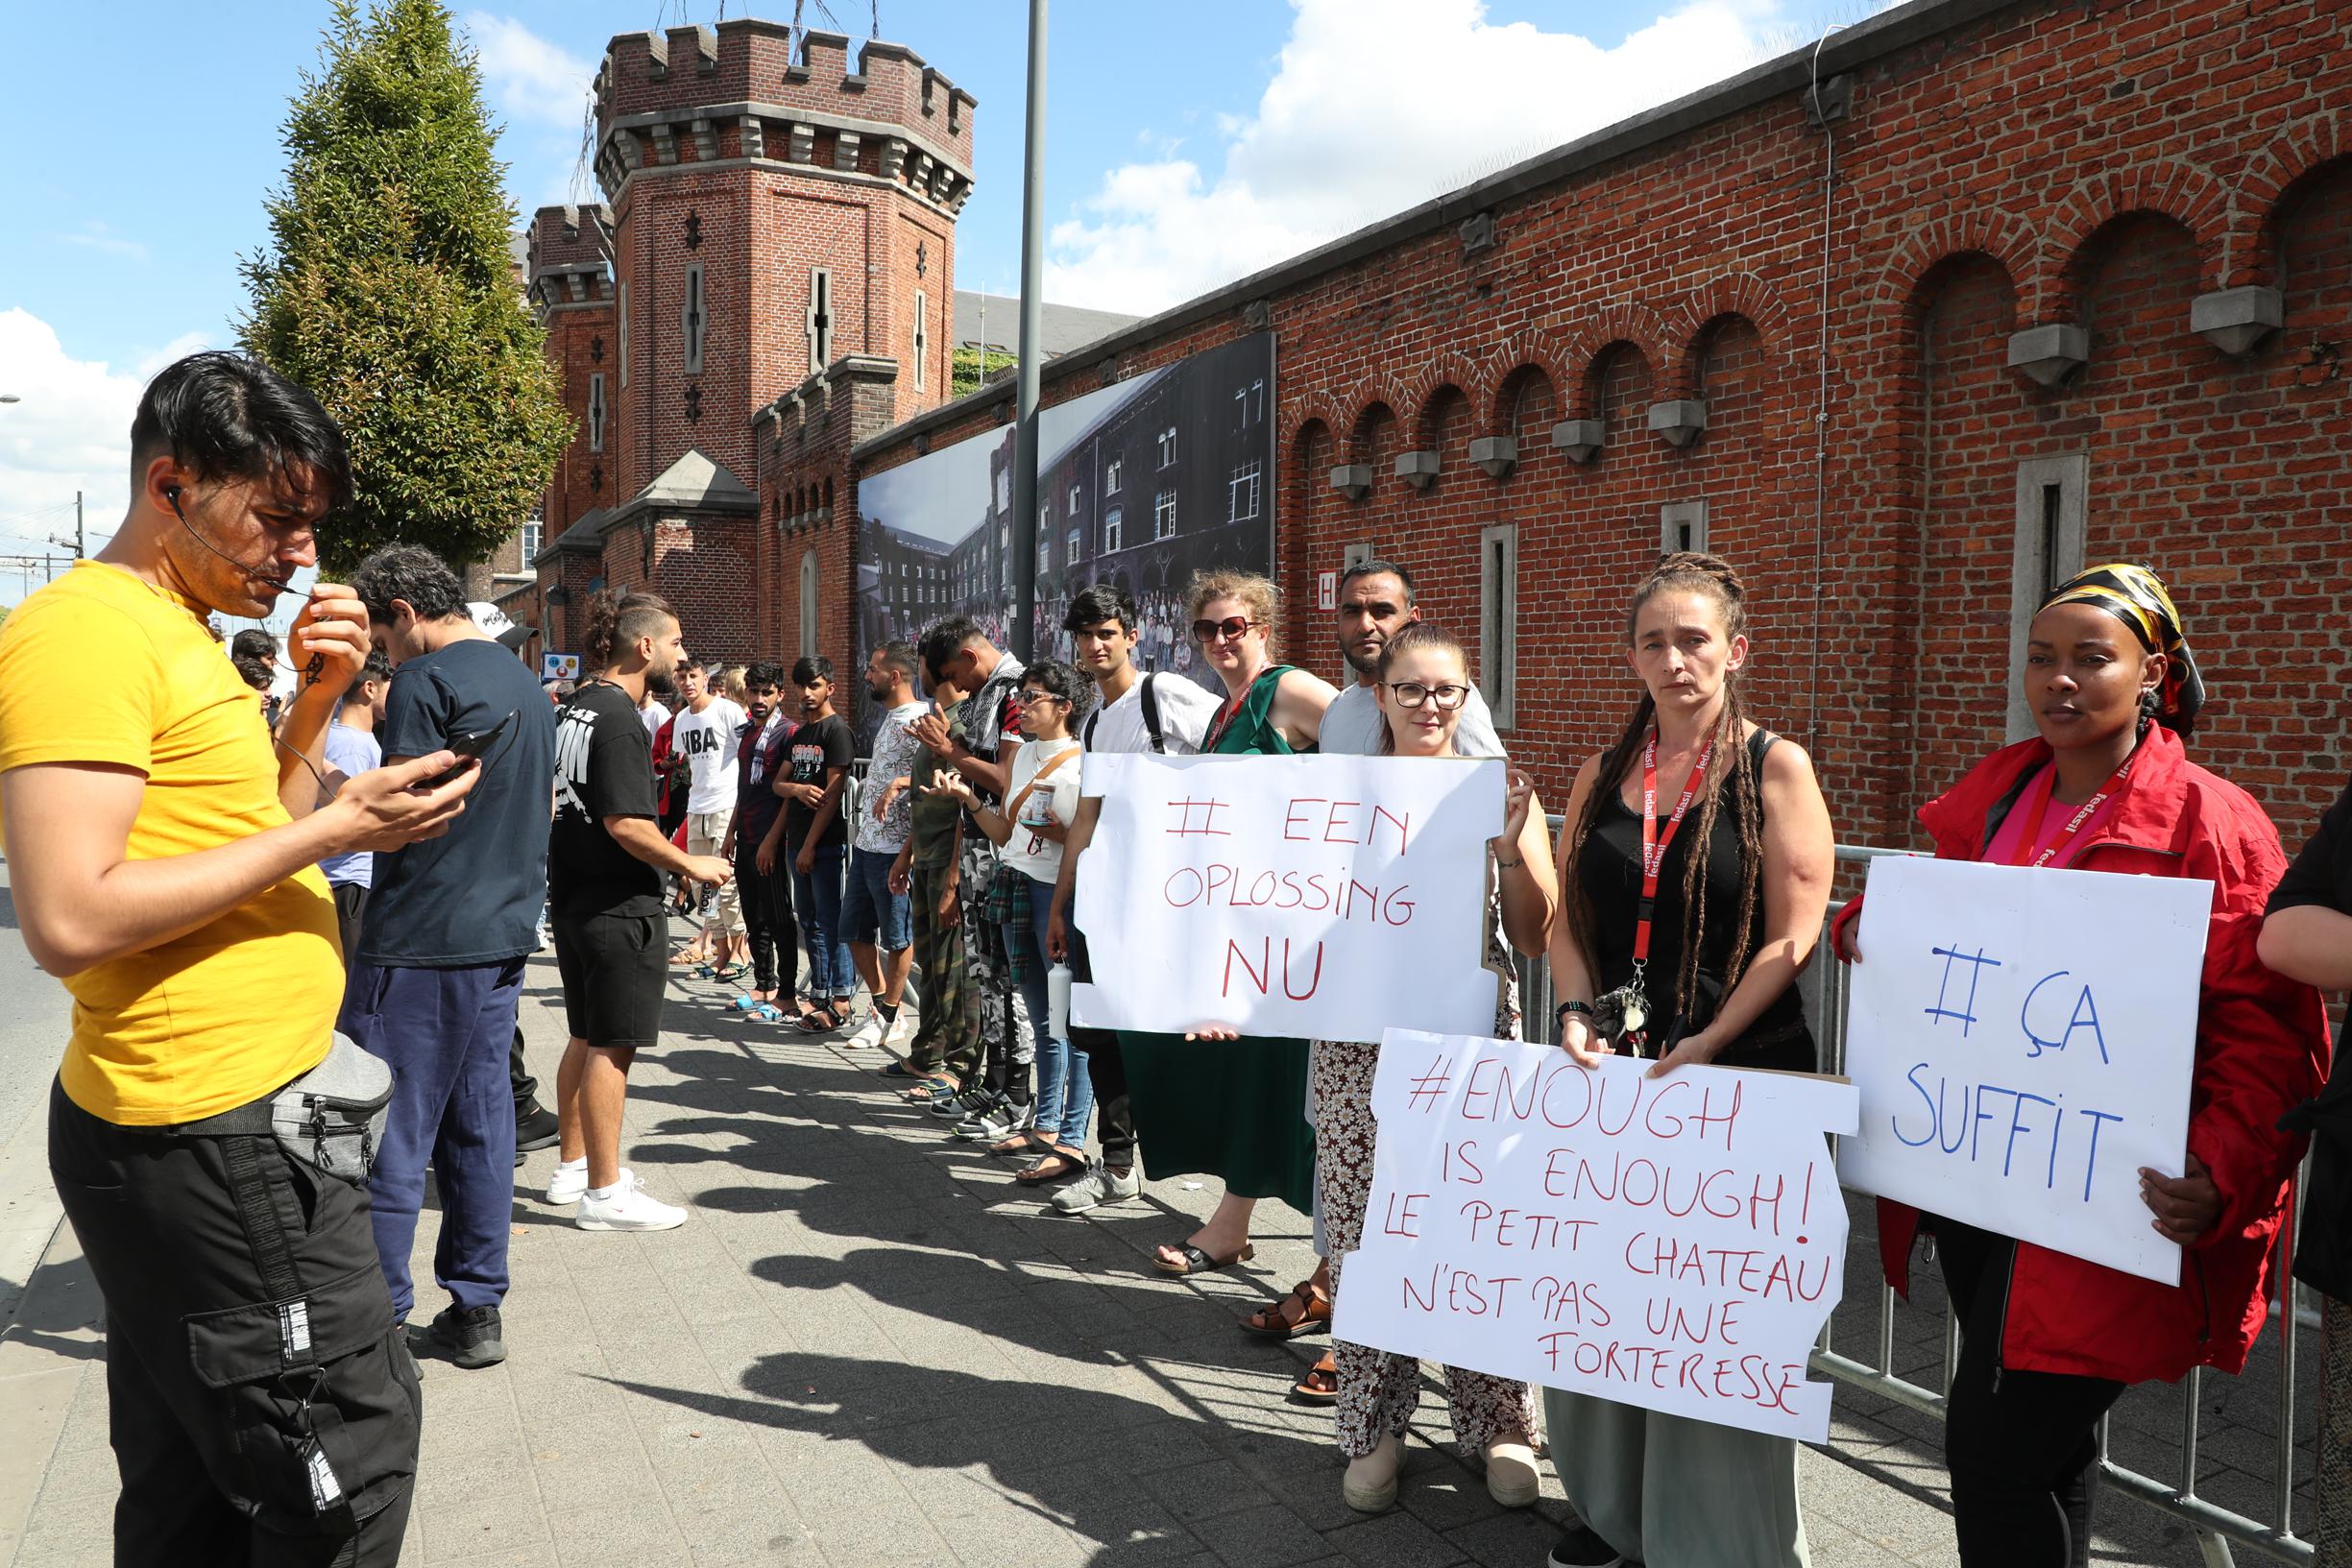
[1318,570,1337,610]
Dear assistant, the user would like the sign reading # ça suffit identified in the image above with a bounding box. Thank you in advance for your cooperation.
[1339,1032,1859,1443]
[1070,754,1504,1045]
[1836,856,2210,1285]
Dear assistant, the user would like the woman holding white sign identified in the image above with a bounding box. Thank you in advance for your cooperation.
[1542,551,1834,1568]
[1126,570,1335,1277]
[1832,564,2326,1568]
[1312,623,1557,1514]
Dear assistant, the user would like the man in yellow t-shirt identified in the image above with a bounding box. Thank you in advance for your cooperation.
[0,352,477,1566]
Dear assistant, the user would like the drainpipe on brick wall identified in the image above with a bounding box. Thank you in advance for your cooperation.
[1806,24,1847,759]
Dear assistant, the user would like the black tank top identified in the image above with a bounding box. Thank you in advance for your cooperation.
[1575,728,1814,1073]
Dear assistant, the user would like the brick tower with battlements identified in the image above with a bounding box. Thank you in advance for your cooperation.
[526,16,976,667]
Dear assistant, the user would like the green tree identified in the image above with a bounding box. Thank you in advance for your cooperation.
[241,0,570,573]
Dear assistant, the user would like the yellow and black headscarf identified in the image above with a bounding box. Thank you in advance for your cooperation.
[2038,563,2205,736]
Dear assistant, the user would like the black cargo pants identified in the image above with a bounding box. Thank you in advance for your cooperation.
[47,1078,422,1566]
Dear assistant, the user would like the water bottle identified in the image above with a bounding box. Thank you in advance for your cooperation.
[1047,961,1073,1039]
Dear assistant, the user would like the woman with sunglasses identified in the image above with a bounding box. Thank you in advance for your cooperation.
[1311,623,1553,1513]
[1543,551,1834,1568]
[1125,569,1337,1277]
[1833,564,2326,1568]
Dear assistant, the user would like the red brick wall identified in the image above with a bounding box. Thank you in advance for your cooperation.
[854,0,2352,854]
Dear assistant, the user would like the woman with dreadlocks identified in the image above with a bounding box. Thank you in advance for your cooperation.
[1540,552,1833,1568]
[1833,564,2326,1568]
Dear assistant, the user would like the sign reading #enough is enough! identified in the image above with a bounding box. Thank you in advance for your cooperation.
[1070,754,1503,1044]
[1337,1031,1858,1443]
[1837,856,2211,1285]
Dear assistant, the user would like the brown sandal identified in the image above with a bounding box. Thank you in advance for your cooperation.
[1292,1350,1339,1404]
[1242,1277,1332,1340]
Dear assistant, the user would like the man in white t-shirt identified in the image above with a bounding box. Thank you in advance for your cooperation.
[844,643,929,1049]
[668,659,748,968]
[1320,558,1505,760]
[1044,584,1221,1214]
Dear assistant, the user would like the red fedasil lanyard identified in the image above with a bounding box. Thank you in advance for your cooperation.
[1635,733,1714,964]
[2006,751,2137,869]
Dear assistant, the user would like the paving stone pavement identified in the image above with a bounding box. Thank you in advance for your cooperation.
[0,944,2316,1566]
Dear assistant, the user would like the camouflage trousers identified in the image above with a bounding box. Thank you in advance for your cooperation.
[958,837,1034,1107]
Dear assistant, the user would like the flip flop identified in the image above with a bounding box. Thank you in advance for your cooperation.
[1154,1241,1255,1277]
[709,964,747,983]
[1014,1149,1089,1185]
[747,1002,787,1024]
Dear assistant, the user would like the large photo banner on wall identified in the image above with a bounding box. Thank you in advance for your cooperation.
[852,332,1275,743]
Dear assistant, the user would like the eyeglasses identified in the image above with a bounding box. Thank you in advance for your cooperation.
[1191,616,1260,643]
[1385,682,1469,711]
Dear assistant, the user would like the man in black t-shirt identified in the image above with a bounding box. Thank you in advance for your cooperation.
[545,591,730,1233]
[779,655,856,1028]
[345,546,559,1370]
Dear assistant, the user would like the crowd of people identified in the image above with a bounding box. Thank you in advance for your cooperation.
[1,349,2348,1568]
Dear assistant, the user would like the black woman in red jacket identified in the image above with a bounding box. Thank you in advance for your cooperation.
[1832,564,2328,1568]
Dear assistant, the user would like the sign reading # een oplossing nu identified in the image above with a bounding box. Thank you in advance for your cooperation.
[1837,856,2210,1285]
[1070,754,1502,1044]
[1337,1032,1858,1442]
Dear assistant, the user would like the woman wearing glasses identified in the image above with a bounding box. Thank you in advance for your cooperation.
[1310,623,1553,1513]
[1126,569,1337,1277]
[1542,551,1834,1568]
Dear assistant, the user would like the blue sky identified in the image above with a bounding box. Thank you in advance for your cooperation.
[0,0,1879,598]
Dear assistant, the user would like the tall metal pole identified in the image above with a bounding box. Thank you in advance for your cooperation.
[75,491,84,558]
[1006,0,1047,663]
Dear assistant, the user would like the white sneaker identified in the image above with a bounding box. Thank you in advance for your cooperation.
[575,1172,688,1232]
[881,1011,912,1049]
[544,1158,591,1206]
[844,1014,885,1049]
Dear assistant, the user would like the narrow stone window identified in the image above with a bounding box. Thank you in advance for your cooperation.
[587,374,606,453]
[911,288,927,392]
[2010,455,2089,741]
[1479,523,1519,730]
[808,268,834,373]
[1660,499,1707,556]
[618,282,629,388]
[681,264,706,376]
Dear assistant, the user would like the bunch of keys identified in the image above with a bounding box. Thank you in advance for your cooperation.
[1589,983,1651,1056]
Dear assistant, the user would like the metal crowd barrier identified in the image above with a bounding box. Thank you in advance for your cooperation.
[1512,837,2316,1567]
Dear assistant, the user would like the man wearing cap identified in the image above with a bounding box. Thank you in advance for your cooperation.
[346,545,556,1370]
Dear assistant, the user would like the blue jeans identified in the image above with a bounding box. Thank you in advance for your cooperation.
[1017,875,1093,1148]
[792,843,854,1000]
[338,959,524,1320]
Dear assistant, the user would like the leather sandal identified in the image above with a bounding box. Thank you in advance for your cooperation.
[1241,1277,1332,1339]
[1292,1350,1339,1404]
[1154,1240,1255,1277]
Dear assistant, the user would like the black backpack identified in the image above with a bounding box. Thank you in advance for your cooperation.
[1083,672,1165,754]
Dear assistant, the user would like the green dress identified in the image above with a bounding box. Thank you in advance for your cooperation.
[1119,665,1317,1215]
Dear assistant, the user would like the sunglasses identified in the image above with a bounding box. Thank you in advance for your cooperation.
[1191,616,1260,643]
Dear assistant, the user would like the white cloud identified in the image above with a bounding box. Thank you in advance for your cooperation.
[0,310,208,586]
[51,222,149,264]
[465,12,594,131]
[1046,0,1841,314]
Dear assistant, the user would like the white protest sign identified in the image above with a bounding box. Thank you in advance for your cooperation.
[1337,1031,1857,1443]
[1071,754,1501,1043]
[1836,856,2210,1285]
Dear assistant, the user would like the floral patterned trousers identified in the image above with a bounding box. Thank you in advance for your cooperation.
[1313,1036,1539,1459]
